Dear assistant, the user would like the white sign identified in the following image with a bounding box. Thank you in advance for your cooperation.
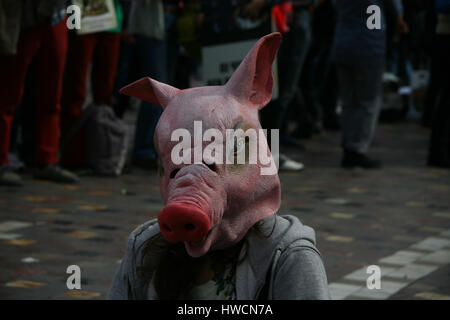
[202,40,279,100]
[73,0,118,35]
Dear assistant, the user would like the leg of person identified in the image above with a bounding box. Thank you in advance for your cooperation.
[299,41,322,135]
[60,32,98,167]
[320,60,340,131]
[165,11,179,86]
[91,32,121,105]
[273,8,311,170]
[276,25,309,170]
[428,89,450,167]
[0,27,41,186]
[427,34,450,167]
[15,61,38,167]
[338,63,383,169]
[113,40,137,118]
[133,35,167,168]
[422,37,440,127]
[274,9,311,131]
[34,19,79,183]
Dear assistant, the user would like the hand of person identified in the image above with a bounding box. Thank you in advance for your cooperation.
[392,16,408,43]
[396,16,409,35]
[241,0,267,21]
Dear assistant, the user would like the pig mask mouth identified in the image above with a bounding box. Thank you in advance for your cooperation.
[157,164,226,257]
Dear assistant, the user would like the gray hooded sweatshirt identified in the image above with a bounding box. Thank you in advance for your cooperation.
[108,214,330,300]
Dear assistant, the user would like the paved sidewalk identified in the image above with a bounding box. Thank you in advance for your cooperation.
[0,121,449,300]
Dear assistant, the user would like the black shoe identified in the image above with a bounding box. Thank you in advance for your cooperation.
[341,150,382,169]
[33,164,80,183]
[0,165,23,186]
[427,157,450,168]
[323,116,340,131]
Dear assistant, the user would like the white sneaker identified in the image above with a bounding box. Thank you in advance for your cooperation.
[279,154,304,171]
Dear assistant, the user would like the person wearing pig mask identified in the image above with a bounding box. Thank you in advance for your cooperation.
[108,33,330,300]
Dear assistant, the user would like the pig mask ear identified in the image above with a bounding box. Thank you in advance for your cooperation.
[225,32,282,110]
[119,77,180,109]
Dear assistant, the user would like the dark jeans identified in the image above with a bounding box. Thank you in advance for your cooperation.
[337,63,384,154]
[133,35,167,161]
[113,38,140,118]
[114,13,178,119]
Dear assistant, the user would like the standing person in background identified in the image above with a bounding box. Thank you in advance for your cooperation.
[126,0,168,169]
[273,1,314,145]
[294,0,339,139]
[332,0,407,169]
[113,0,180,120]
[0,0,79,186]
[112,0,136,119]
[427,0,450,168]
[307,0,339,132]
[60,0,123,168]
[240,0,308,171]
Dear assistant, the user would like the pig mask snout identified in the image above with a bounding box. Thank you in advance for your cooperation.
[158,203,210,243]
[157,164,226,253]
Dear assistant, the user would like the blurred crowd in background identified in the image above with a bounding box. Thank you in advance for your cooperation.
[0,0,449,187]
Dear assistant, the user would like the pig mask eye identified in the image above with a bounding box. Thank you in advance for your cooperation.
[234,136,246,155]
[226,120,255,167]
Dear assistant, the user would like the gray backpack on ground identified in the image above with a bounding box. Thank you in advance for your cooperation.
[61,103,128,176]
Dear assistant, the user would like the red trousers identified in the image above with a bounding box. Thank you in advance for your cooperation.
[0,19,68,165]
[60,32,120,166]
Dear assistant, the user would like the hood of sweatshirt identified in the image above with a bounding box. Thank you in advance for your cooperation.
[236,214,317,299]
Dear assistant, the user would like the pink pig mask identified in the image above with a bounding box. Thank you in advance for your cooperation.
[121,33,282,258]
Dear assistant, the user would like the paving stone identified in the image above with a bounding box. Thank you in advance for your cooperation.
[326,236,354,243]
[5,280,46,289]
[418,250,450,265]
[378,250,423,266]
[328,283,363,300]
[440,230,450,238]
[411,237,450,251]
[0,221,32,232]
[432,212,450,219]
[344,266,396,282]
[2,239,36,246]
[351,281,410,300]
[325,198,349,205]
[330,212,355,219]
[66,231,97,239]
[387,264,439,281]
[0,233,22,240]
[414,292,450,300]
[62,290,101,299]
[21,257,39,264]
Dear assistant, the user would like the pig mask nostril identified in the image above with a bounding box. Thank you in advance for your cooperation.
[184,223,195,231]
[169,169,180,179]
[204,162,217,172]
